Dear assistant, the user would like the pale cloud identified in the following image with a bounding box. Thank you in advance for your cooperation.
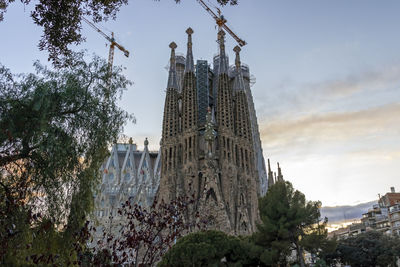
[346,149,400,161]
[255,63,400,121]
[272,152,399,206]
[259,102,400,156]
[258,101,400,206]
[307,64,400,98]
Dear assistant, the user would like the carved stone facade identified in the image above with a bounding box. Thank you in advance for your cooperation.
[158,28,271,235]
[91,139,161,242]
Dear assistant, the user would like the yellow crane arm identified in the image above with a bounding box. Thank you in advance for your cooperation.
[114,42,129,58]
[196,0,246,47]
[82,17,130,58]
[222,24,246,47]
[197,0,219,21]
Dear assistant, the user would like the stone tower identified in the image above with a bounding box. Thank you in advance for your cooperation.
[159,28,266,235]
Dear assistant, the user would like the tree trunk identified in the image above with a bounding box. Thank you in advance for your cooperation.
[295,243,306,267]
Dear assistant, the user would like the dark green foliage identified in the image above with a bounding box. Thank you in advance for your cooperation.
[158,230,261,267]
[159,182,332,266]
[317,236,338,265]
[314,259,327,267]
[159,230,233,266]
[253,181,329,266]
[0,52,131,265]
[335,231,400,267]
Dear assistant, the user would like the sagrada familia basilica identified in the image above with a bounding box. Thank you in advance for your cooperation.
[92,28,284,238]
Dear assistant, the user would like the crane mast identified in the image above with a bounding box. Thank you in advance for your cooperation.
[196,0,246,47]
[82,17,130,75]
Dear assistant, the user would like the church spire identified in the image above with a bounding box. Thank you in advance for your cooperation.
[277,162,284,182]
[233,45,245,92]
[268,158,272,173]
[162,42,180,140]
[167,42,178,89]
[218,30,228,74]
[234,45,241,69]
[267,159,274,187]
[185,27,194,73]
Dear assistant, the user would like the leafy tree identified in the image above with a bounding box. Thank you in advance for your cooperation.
[159,230,261,267]
[335,231,400,267]
[0,52,131,265]
[253,181,329,267]
[317,236,338,266]
[0,0,237,67]
[87,196,207,266]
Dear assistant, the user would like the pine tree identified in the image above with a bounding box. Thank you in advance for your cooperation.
[254,181,329,266]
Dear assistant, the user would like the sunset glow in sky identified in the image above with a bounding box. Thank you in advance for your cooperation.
[1,0,400,206]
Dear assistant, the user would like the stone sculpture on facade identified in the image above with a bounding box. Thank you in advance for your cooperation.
[204,107,217,157]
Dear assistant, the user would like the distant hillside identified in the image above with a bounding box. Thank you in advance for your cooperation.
[320,200,377,224]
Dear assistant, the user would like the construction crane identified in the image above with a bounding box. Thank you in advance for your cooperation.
[82,17,129,75]
[196,0,246,47]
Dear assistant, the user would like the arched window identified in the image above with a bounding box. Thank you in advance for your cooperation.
[206,188,217,202]
[241,221,248,232]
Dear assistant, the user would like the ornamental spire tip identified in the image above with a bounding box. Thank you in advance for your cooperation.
[169,41,177,49]
[232,45,245,91]
[167,42,178,89]
[185,27,194,73]
[234,45,241,69]
[217,30,227,74]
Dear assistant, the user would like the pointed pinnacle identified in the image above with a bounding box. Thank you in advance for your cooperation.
[167,42,178,89]
[233,45,241,54]
[218,30,227,74]
[234,45,241,70]
[186,27,193,35]
[185,28,194,73]
[169,42,177,50]
[218,30,226,39]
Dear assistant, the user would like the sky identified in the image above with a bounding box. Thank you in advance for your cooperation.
[1,0,400,207]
